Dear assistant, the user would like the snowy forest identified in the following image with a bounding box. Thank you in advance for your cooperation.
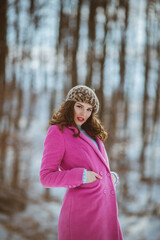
[0,0,160,239]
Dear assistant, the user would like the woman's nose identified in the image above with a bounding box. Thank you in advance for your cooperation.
[81,109,86,116]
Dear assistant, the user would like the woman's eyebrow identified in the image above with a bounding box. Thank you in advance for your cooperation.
[76,103,83,106]
[76,103,84,106]
[76,103,92,109]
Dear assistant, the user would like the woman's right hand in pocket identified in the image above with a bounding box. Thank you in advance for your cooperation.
[86,171,102,183]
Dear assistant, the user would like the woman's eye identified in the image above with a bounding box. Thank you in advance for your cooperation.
[77,105,82,108]
[87,109,92,112]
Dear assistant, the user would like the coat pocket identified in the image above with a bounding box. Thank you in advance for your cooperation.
[80,179,100,189]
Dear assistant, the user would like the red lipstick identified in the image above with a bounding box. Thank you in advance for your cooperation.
[77,117,84,122]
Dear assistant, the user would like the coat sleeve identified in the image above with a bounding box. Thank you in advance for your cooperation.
[39,125,85,188]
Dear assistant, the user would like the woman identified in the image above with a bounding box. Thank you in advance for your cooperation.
[40,85,123,240]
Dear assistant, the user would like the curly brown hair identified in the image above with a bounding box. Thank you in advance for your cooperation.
[49,101,108,142]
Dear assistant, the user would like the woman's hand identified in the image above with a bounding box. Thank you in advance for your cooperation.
[86,171,102,183]
[111,172,119,186]
[111,173,117,185]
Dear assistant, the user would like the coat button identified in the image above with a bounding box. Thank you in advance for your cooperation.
[99,171,103,176]
[103,189,107,194]
[73,185,76,187]
[110,190,115,195]
[69,185,72,188]
[106,172,110,176]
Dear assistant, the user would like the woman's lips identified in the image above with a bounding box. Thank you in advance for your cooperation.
[77,117,84,122]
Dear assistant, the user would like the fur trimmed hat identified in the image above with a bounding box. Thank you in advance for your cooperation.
[65,85,99,114]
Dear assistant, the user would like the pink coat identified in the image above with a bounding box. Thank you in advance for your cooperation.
[40,125,123,240]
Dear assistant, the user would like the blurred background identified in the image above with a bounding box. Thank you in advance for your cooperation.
[0,0,160,239]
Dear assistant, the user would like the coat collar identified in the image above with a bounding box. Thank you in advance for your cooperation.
[67,126,109,170]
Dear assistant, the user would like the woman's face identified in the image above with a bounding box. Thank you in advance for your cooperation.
[74,101,93,126]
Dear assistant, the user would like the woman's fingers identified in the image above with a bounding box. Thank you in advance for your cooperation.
[94,172,102,179]
[86,171,102,183]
